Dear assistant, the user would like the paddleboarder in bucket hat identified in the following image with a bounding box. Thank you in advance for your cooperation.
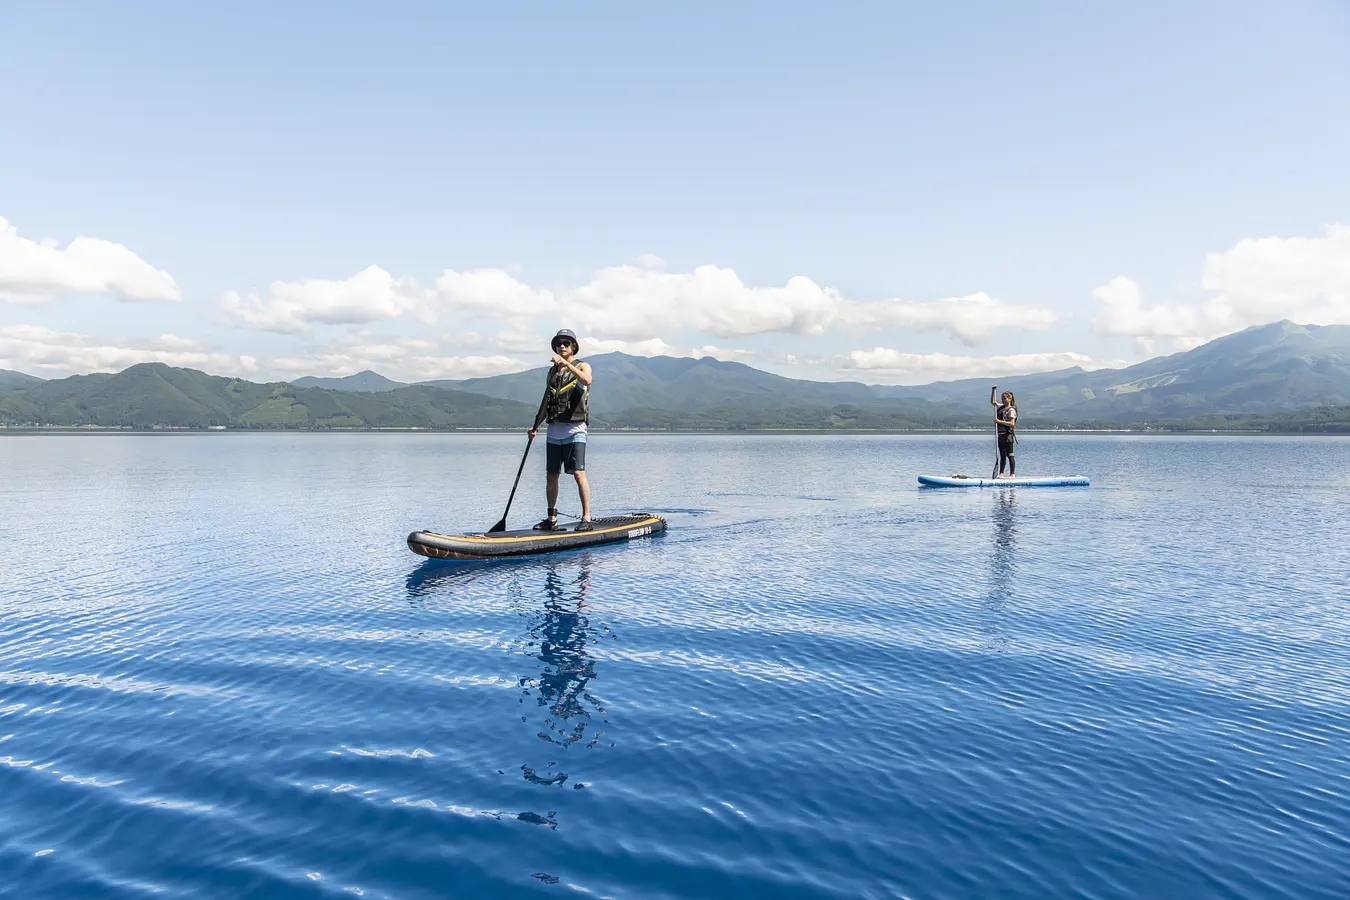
[529,330,594,531]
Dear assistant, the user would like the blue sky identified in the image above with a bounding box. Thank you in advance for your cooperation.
[2,0,1349,383]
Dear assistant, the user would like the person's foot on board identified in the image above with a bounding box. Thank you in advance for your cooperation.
[533,516,561,531]
[574,519,594,532]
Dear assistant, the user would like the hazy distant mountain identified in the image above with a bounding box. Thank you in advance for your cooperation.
[0,363,533,428]
[883,321,1350,419]
[423,352,945,416]
[0,369,45,389]
[290,370,407,392]
[423,322,1350,421]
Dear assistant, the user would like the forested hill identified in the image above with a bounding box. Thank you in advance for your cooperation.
[6,321,1350,430]
[0,363,534,428]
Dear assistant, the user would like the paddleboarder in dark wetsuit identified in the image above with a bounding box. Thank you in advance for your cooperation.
[992,388,1018,478]
[529,329,594,531]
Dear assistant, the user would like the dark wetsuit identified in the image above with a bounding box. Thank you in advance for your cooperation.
[996,403,1017,476]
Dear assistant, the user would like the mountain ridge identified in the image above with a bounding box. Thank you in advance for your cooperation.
[0,363,534,428]
[419,321,1350,419]
[291,370,408,392]
[5,321,1350,428]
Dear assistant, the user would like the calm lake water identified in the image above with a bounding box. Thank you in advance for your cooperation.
[1,433,1348,899]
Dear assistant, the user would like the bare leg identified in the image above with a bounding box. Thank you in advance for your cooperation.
[574,470,591,520]
[546,471,560,519]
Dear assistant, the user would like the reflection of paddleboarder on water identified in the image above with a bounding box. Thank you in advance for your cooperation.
[991,387,1018,478]
[526,562,604,745]
[984,490,1018,650]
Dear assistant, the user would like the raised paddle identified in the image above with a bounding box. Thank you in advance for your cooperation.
[990,385,1000,479]
[487,377,554,533]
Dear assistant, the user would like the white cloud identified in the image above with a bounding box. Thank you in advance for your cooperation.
[1202,225,1350,324]
[568,265,1059,344]
[837,291,1059,346]
[222,260,1056,346]
[1092,276,1223,353]
[402,354,528,380]
[0,324,525,383]
[270,348,524,381]
[263,331,527,381]
[490,330,548,353]
[221,265,433,333]
[434,268,554,320]
[0,325,256,377]
[843,347,1124,384]
[578,336,681,356]
[0,216,180,303]
[1094,225,1350,351]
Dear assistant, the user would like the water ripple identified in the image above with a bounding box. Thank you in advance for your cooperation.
[1,434,1348,898]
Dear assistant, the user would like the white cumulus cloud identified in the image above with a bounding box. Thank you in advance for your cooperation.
[435,268,555,320]
[578,336,682,356]
[564,265,1056,345]
[221,265,434,334]
[837,291,1059,346]
[222,259,1057,346]
[1202,225,1350,324]
[0,325,256,377]
[266,334,526,381]
[1091,276,1224,354]
[0,216,180,303]
[843,347,1123,384]
[1094,225,1350,352]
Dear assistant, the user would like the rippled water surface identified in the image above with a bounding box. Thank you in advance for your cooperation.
[2,433,1348,899]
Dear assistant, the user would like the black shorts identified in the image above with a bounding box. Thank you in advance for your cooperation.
[546,440,586,474]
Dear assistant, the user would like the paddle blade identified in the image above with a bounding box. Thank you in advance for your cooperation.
[487,519,507,533]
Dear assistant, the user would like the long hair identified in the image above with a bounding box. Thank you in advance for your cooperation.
[1002,391,1016,409]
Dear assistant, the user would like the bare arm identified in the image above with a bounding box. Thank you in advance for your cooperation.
[529,367,555,436]
[552,356,592,386]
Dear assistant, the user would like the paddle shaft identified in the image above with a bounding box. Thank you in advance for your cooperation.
[489,376,555,532]
[991,385,999,478]
[490,432,534,531]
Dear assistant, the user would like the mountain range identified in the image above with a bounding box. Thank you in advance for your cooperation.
[4,321,1350,429]
[429,320,1350,420]
[0,364,533,428]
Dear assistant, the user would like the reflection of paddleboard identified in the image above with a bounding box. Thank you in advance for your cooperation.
[918,474,1090,488]
[408,514,667,559]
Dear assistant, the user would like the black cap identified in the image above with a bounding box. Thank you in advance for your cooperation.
[551,329,579,351]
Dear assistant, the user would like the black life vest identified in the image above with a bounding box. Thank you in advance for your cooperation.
[996,403,1017,439]
[545,363,588,424]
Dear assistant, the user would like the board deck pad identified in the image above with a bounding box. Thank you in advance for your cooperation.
[409,513,667,559]
[917,474,1090,488]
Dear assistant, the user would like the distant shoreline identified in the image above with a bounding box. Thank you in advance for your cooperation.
[3,426,1343,436]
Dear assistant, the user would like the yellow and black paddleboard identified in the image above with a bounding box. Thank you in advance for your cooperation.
[408,514,666,560]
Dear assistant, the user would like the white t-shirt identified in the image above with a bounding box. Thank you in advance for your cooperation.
[546,420,588,444]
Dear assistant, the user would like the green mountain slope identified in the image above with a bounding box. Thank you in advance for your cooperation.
[290,370,408,392]
[425,352,947,415]
[0,363,534,428]
[0,369,45,389]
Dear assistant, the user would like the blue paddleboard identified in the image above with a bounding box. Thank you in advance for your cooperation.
[918,474,1090,487]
